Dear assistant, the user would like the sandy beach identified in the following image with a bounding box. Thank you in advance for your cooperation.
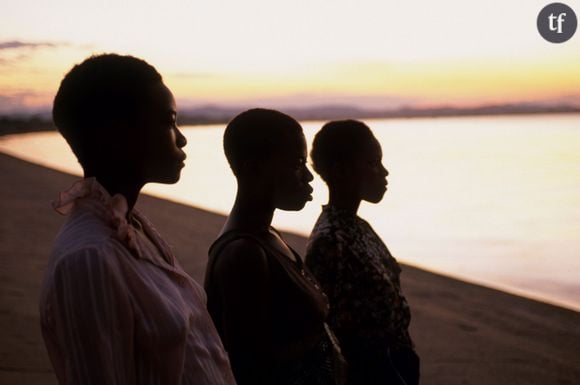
[1,151,579,385]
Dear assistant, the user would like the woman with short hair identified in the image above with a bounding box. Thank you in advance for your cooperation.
[205,108,345,385]
[306,120,419,385]
[39,54,236,385]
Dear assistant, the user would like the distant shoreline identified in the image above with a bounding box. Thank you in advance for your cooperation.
[2,107,579,136]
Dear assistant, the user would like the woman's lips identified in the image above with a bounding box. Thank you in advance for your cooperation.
[176,152,187,167]
[305,184,314,200]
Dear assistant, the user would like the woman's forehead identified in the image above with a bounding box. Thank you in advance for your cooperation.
[360,135,382,155]
[144,82,176,110]
[274,132,307,159]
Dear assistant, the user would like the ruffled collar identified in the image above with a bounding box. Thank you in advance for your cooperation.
[52,177,141,255]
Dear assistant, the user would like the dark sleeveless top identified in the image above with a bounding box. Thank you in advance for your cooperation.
[205,229,345,385]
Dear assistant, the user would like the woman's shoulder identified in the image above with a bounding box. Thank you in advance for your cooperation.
[50,236,125,271]
[306,220,353,267]
[208,232,271,278]
[42,241,129,308]
[215,236,268,263]
[309,211,354,247]
[307,208,374,268]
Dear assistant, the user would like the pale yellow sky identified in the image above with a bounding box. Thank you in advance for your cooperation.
[1,0,580,112]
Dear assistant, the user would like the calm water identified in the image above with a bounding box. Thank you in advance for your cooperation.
[1,114,579,311]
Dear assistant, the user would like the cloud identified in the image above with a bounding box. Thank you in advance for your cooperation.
[227,92,423,110]
[0,92,53,115]
[0,40,68,50]
[0,40,74,66]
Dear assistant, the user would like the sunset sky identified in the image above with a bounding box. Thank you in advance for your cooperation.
[1,0,580,113]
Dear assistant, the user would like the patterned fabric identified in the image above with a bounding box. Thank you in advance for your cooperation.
[39,178,236,385]
[305,205,413,355]
[272,325,346,385]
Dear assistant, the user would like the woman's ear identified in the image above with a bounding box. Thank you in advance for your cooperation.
[329,160,349,180]
[329,160,360,190]
[238,158,268,178]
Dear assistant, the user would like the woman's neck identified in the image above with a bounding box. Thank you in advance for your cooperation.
[328,185,361,215]
[222,185,275,234]
[88,172,143,215]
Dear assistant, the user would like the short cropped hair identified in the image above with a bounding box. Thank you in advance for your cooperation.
[310,119,375,182]
[52,54,163,169]
[223,108,303,176]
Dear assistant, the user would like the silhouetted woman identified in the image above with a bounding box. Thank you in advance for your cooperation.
[39,54,236,385]
[205,109,345,385]
[306,120,419,385]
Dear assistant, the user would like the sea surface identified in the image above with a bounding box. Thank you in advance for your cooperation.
[1,114,579,311]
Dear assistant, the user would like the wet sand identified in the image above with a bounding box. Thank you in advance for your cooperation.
[1,152,579,385]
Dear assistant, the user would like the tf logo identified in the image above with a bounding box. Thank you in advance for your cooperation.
[537,3,577,43]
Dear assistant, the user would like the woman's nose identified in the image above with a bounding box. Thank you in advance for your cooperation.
[176,128,187,148]
[305,165,314,182]
[382,165,389,177]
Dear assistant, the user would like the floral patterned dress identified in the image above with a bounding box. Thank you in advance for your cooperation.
[306,205,418,385]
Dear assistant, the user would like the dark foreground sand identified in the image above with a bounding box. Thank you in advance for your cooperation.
[1,152,579,385]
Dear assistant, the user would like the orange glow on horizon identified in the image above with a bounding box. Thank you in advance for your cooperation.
[2,0,580,112]
[2,49,579,112]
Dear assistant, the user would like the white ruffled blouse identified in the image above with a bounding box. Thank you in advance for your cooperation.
[39,178,236,385]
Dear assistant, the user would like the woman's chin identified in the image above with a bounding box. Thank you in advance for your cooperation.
[366,190,386,204]
[150,171,182,185]
[278,199,309,211]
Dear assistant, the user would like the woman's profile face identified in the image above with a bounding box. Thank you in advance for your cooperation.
[269,132,314,211]
[133,83,187,184]
[353,136,389,204]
